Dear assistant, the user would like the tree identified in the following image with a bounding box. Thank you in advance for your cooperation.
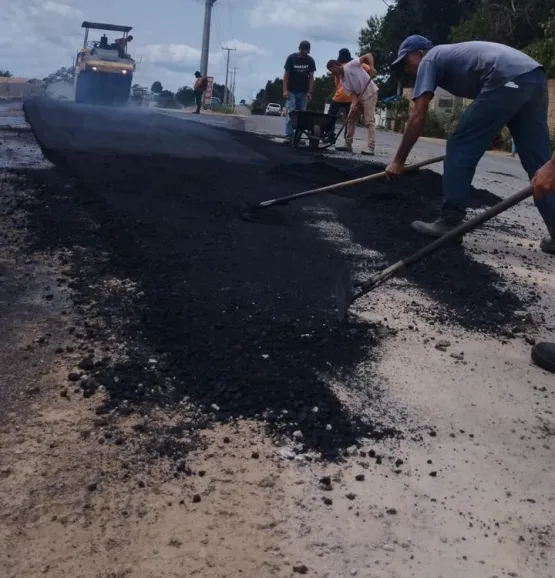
[156,89,180,109]
[213,82,225,102]
[42,66,74,85]
[523,10,555,76]
[0,70,12,78]
[450,0,553,48]
[308,74,335,111]
[256,77,284,105]
[357,0,479,97]
[175,86,196,106]
[151,81,163,94]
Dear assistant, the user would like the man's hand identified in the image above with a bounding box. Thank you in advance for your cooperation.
[283,90,289,99]
[532,158,555,199]
[307,93,312,102]
[385,160,405,180]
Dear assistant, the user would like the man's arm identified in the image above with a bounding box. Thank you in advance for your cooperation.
[532,152,555,197]
[307,57,316,99]
[359,53,377,76]
[392,93,433,164]
[283,55,291,96]
[283,71,290,96]
[308,72,315,99]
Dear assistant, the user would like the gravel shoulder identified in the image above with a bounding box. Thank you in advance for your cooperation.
[1,100,554,578]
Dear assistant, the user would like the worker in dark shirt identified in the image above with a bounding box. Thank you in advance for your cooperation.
[283,40,316,144]
[385,35,555,255]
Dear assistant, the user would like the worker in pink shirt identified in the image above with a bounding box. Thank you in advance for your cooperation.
[327,53,379,156]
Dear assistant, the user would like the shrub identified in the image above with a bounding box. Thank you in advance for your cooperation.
[422,110,445,138]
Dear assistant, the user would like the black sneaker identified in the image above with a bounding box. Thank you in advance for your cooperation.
[531,342,555,373]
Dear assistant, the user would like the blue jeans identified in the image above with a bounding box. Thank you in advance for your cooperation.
[443,68,555,233]
[285,92,308,138]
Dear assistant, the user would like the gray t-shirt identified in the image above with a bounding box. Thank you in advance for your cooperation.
[413,41,542,100]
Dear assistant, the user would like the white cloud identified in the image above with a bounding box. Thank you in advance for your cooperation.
[222,39,270,57]
[249,0,384,44]
[138,39,268,77]
[139,44,203,74]
[2,0,84,77]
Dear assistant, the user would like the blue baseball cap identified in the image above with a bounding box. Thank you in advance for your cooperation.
[391,35,434,69]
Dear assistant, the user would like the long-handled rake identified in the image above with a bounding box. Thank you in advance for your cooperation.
[239,155,446,221]
[335,184,534,320]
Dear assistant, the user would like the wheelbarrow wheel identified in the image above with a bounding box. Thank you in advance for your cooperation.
[308,125,321,151]
[293,128,303,148]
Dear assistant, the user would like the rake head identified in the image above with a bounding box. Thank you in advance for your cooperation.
[335,268,358,321]
[239,202,261,222]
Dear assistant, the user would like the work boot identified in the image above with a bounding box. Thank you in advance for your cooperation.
[361,148,375,156]
[539,223,555,254]
[540,237,555,254]
[531,342,555,373]
[411,217,458,237]
[411,217,464,244]
[335,144,353,152]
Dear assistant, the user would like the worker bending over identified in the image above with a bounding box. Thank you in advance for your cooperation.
[327,53,379,156]
[325,49,372,150]
[385,35,555,255]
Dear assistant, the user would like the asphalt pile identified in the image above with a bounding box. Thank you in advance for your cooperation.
[21,116,530,459]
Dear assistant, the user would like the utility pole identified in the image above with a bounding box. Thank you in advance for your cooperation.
[200,0,217,77]
[222,46,236,105]
[230,67,239,106]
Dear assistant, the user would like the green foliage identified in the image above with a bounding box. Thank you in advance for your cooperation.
[42,67,74,85]
[357,0,479,98]
[523,12,555,77]
[307,74,335,112]
[450,0,553,49]
[151,81,163,94]
[175,85,195,106]
[442,102,465,138]
[550,129,555,152]
[422,110,445,138]
[256,77,283,105]
[156,89,180,109]
[250,100,266,115]
[0,70,12,77]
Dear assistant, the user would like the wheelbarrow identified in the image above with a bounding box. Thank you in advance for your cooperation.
[289,110,336,151]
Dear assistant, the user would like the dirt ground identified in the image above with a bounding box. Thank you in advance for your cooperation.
[1,102,554,578]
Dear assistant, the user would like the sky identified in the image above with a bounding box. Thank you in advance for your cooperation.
[1,0,388,101]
